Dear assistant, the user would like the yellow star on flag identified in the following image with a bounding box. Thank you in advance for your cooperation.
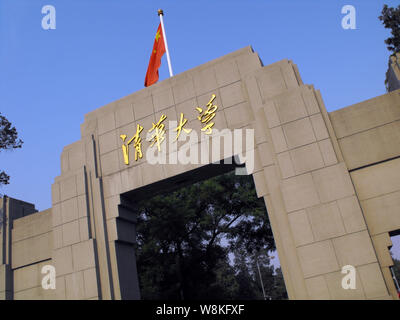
[155,30,161,42]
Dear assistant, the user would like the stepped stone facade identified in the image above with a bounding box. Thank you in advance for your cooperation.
[1,46,400,300]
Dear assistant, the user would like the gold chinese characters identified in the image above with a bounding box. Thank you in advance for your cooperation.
[120,94,219,165]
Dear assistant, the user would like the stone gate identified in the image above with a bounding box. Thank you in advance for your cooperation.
[1,46,400,300]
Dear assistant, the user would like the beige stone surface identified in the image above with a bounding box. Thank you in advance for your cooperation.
[312,163,354,203]
[372,233,393,268]
[288,210,314,247]
[330,89,400,139]
[305,275,330,300]
[361,190,400,235]
[281,173,320,213]
[358,263,389,299]
[325,269,365,300]
[318,139,337,166]
[336,196,366,234]
[283,118,316,149]
[338,121,400,170]
[12,232,52,269]
[6,47,398,300]
[351,157,400,200]
[307,202,346,241]
[290,143,324,175]
[332,231,377,267]
[297,240,339,278]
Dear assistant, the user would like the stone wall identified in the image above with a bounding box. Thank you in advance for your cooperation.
[1,47,399,299]
[330,88,400,299]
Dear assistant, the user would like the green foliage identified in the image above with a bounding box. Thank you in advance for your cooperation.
[0,112,23,185]
[135,171,287,300]
[379,5,400,53]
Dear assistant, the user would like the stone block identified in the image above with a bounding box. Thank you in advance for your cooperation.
[83,267,98,299]
[235,52,262,77]
[281,173,320,213]
[332,231,377,267]
[54,276,66,300]
[52,183,60,205]
[324,269,365,300]
[337,196,366,234]
[72,240,96,272]
[62,220,80,246]
[175,98,198,122]
[172,76,196,105]
[120,165,144,194]
[290,143,324,175]
[310,113,329,141]
[54,246,73,276]
[318,139,337,166]
[53,225,63,250]
[307,202,346,241]
[152,87,175,112]
[305,275,330,300]
[115,99,134,128]
[270,126,288,153]
[60,176,77,202]
[133,95,154,120]
[276,151,295,179]
[372,233,393,268]
[215,58,241,87]
[77,194,88,219]
[65,271,85,300]
[257,142,274,168]
[141,161,166,186]
[13,261,46,292]
[283,117,316,149]
[256,66,287,100]
[351,157,400,201]
[274,90,308,124]
[12,233,52,269]
[224,102,252,129]
[52,203,62,227]
[288,210,314,247]
[220,81,245,108]
[98,112,116,135]
[193,67,218,96]
[358,263,389,299]
[297,240,339,278]
[99,130,118,155]
[252,170,269,198]
[100,150,120,176]
[12,210,52,242]
[61,197,79,224]
[263,101,280,128]
[68,142,85,171]
[361,190,400,235]
[302,88,320,115]
[76,168,86,196]
[79,217,90,241]
[312,163,354,203]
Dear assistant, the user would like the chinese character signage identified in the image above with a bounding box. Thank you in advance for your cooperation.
[119,94,219,165]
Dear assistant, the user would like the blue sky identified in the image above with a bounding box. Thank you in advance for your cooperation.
[0,0,398,214]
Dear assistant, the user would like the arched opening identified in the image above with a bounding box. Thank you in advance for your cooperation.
[121,159,287,300]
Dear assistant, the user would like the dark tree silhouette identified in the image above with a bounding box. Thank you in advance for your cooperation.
[379,5,400,54]
[0,112,23,185]
[135,171,287,300]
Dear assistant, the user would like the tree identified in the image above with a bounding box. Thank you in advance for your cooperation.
[0,113,23,185]
[379,5,400,54]
[135,171,287,300]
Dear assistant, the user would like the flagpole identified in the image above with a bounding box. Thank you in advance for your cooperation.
[158,9,174,77]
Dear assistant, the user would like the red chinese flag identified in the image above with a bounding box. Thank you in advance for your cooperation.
[144,23,166,87]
